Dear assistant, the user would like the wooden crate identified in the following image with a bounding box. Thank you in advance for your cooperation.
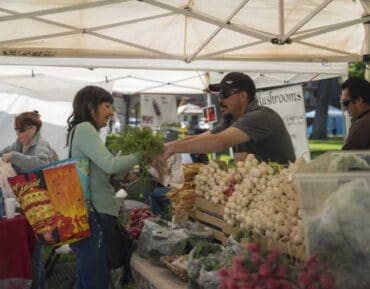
[194,197,238,244]
[194,197,306,260]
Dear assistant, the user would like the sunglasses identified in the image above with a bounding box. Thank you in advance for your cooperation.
[15,126,31,133]
[219,88,242,100]
[340,99,353,109]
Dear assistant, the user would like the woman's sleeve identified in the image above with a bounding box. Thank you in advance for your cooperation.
[0,143,17,156]
[74,123,140,174]
[11,142,53,171]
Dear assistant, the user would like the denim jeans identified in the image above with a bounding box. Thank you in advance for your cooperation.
[144,187,170,216]
[30,241,47,289]
[70,212,110,289]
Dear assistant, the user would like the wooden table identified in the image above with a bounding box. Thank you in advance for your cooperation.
[131,254,187,289]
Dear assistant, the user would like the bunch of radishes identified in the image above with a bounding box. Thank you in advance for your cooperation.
[223,154,305,246]
[219,243,335,289]
[125,208,156,240]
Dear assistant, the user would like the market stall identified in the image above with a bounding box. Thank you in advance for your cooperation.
[121,144,370,289]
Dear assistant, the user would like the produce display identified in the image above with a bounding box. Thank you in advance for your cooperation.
[294,151,370,289]
[125,208,156,240]
[195,154,305,248]
[307,178,370,289]
[137,218,189,264]
[188,242,234,289]
[107,126,164,177]
[160,255,189,281]
[167,163,203,218]
[328,153,370,172]
[218,243,335,289]
[194,160,242,204]
[130,152,370,289]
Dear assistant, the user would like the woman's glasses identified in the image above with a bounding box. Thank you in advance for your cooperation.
[15,126,31,133]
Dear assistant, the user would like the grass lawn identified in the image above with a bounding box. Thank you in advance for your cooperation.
[309,136,344,159]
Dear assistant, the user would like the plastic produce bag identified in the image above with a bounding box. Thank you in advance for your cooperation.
[187,242,233,289]
[137,218,188,265]
[307,178,370,289]
[185,222,213,246]
[0,159,16,198]
[198,269,219,289]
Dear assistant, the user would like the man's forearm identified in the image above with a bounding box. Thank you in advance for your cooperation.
[169,134,227,154]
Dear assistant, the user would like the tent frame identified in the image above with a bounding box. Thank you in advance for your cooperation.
[0,0,367,62]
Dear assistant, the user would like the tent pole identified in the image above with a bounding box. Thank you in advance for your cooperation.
[364,19,370,81]
[204,72,216,160]
[141,0,273,41]
[293,16,370,41]
[0,0,129,22]
[279,0,284,40]
[281,0,333,43]
[187,0,250,62]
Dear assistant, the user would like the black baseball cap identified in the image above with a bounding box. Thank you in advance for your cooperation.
[209,72,256,98]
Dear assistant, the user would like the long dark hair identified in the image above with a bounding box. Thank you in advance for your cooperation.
[67,86,113,144]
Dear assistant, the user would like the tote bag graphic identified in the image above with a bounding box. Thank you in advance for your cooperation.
[8,158,90,246]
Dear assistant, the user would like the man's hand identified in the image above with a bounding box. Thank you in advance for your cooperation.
[2,152,13,163]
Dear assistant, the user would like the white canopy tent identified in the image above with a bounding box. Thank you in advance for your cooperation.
[0,0,368,63]
[177,103,203,114]
[0,62,348,100]
[0,0,367,160]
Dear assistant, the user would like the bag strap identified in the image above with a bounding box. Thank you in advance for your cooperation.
[68,126,91,204]
[68,127,77,159]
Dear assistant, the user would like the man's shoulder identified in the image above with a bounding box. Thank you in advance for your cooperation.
[239,104,276,120]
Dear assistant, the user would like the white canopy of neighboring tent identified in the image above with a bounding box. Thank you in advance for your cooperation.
[0,0,368,63]
[0,62,348,100]
[306,105,344,118]
[177,103,203,114]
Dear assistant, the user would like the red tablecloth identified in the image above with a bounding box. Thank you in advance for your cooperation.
[0,215,36,289]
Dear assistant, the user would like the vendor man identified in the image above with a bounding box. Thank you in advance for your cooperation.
[341,77,370,150]
[163,72,296,164]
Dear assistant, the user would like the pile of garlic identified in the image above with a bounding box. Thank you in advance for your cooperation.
[223,154,305,246]
[194,160,247,204]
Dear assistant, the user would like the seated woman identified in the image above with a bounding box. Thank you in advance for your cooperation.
[0,110,58,289]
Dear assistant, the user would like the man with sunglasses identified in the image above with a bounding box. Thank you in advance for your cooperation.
[162,72,295,164]
[341,77,370,150]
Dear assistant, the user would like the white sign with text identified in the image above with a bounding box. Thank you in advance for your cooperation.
[256,85,309,160]
[140,94,178,127]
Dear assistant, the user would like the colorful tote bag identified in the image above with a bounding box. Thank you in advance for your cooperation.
[8,158,90,246]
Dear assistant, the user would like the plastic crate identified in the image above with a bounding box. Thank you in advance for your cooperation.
[294,151,370,289]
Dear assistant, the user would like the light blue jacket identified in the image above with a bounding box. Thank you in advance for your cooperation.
[0,132,57,172]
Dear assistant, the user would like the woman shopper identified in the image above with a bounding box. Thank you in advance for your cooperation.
[0,110,57,289]
[67,86,141,289]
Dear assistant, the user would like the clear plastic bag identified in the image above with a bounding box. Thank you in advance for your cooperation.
[137,218,189,265]
[198,269,219,289]
[185,222,213,246]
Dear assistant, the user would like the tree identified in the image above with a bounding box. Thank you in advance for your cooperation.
[310,78,341,140]
[349,62,366,78]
